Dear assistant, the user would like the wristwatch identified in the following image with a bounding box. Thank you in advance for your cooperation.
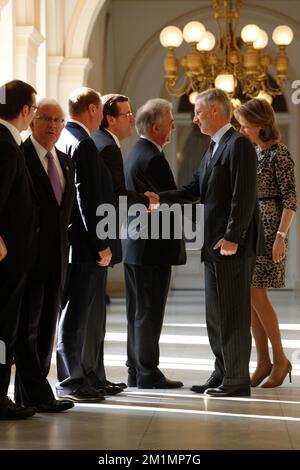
[277,231,287,239]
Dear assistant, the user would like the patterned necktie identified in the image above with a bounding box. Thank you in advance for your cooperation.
[206,139,216,166]
[45,152,63,205]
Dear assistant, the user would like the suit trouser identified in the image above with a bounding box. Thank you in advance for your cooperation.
[0,269,27,399]
[56,263,107,394]
[124,263,171,384]
[14,273,61,405]
[204,256,255,386]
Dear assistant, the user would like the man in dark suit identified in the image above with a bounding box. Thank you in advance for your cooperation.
[0,80,38,420]
[123,98,185,389]
[56,87,122,402]
[13,99,75,413]
[160,89,265,397]
[92,94,158,209]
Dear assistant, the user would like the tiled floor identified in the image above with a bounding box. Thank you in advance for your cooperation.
[1,289,300,450]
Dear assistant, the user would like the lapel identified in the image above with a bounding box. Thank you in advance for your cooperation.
[57,148,71,206]
[200,127,236,199]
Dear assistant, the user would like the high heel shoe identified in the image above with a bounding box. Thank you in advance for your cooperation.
[250,363,273,387]
[261,360,292,388]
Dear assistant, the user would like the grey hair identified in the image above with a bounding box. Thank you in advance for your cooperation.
[135,98,172,136]
[195,88,232,120]
[36,98,65,117]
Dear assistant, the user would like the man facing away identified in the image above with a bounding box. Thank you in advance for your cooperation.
[14,99,75,413]
[0,80,38,420]
[56,87,122,402]
[123,98,185,389]
[160,88,265,397]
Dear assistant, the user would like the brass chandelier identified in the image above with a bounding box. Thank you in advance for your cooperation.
[159,0,293,100]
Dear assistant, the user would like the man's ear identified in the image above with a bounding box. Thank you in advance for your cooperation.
[106,114,115,126]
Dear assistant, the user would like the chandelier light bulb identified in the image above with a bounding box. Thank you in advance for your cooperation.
[160,26,183,48]
[189,91,199,104]
[253,29,269,50]
[215,74,235,93]
[241,24,261,43]
[272,25,294,46]
[196,31,216,51]
[183,21,206,43]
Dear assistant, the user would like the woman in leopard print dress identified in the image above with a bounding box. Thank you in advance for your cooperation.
[234,99,297,388]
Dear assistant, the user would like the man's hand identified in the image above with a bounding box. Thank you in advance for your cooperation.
[0,236,8,262]
[144,191,160,211]
[213,238,238,256]
[97,247,112,267]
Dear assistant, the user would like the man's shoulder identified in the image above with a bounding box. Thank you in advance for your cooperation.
[92,128,116,150]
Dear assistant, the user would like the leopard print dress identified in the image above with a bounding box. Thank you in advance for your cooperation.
[251,142,297,288]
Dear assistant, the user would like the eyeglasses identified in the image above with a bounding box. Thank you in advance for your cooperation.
[30,105,38,111]
[34,115,65,124]
[117,112,134,118]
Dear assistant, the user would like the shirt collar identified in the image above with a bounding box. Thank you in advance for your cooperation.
[211,123,232,145]
[68,118,91,136]
[0,118,22,146]
[140,135,162,153]
[105,129,121,148]
[30,135,56,160]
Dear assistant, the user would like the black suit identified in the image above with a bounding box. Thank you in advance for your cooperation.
[92,129,149,209]
[14,137,75,405]
[161,127,265,385]
[0,124,38,399]
[123,138,186,385]
[55,122,121,395]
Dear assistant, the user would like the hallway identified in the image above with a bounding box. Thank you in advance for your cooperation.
[1,289,300,451]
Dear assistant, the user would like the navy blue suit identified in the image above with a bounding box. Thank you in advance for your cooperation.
[56,122,121,395]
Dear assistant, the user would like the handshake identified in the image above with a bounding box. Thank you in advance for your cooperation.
[144,191,160,212]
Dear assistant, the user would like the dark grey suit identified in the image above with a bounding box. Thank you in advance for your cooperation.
[55,122,121,396]
[161,128,265,385]
[123,138,186,386]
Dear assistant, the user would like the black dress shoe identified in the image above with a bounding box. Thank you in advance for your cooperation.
[94,381,123,396]
[138,377,184,389]
[58,384,105,403]
[34,399,74,413]
[190,376,222,393]
[105,379,127,389]
[204,384,250,397]
[0,397,36,420]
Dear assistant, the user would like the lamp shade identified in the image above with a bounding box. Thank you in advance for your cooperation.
[253,29,268,49]
[215,74,235,93]
[196,31,216,51]
[272,25,293,46]
[183,21,206,43]
[241,24,260,43]
[160,26,183,48]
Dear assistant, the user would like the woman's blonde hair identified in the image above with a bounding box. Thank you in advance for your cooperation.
[234,98,280,142]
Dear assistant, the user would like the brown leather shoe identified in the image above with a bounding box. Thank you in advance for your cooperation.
[261,360,292,388]
[250,363,273,387]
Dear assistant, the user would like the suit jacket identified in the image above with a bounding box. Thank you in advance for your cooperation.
[123,137,186,266]
[0,124,38,274]
[56,122,121,265]
[23,137,75,285]
[160,127,265,262]
[92,129,149,207]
